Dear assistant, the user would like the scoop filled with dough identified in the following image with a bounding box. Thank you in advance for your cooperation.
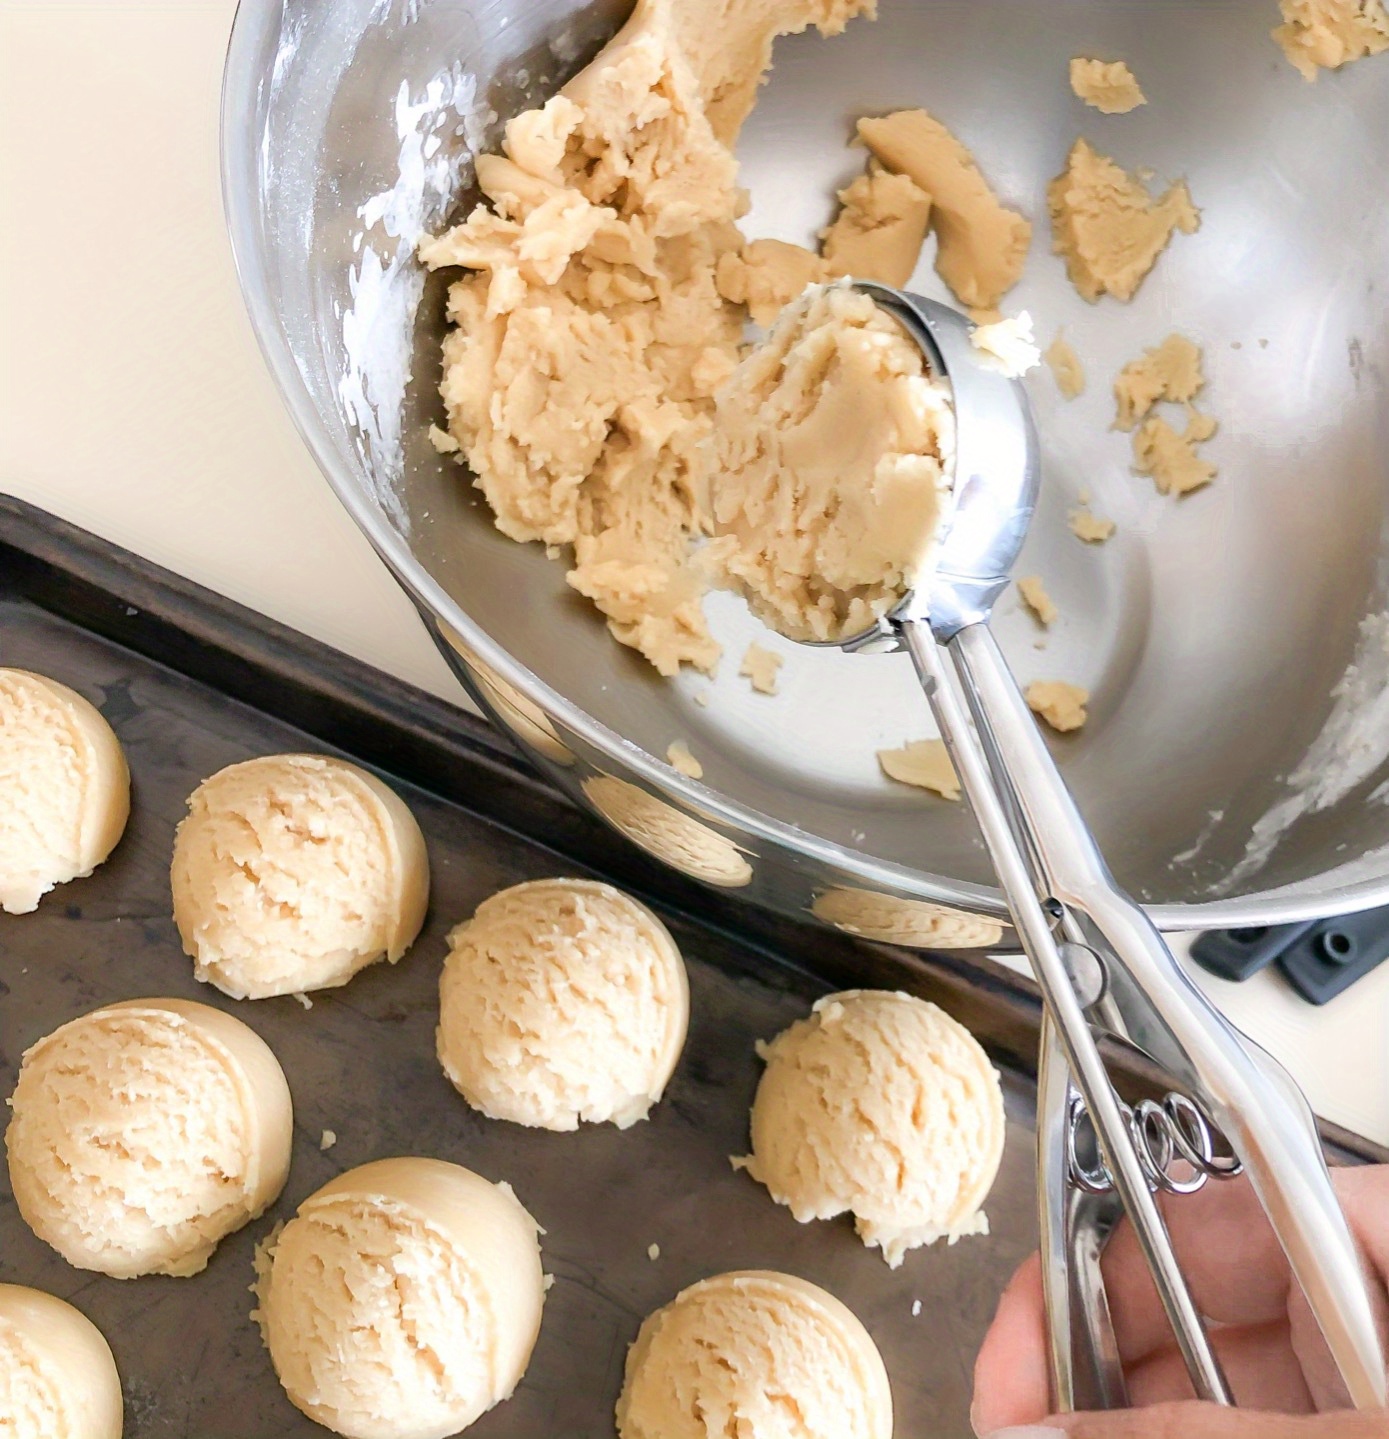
[5,998,293,1279]
[171,753,429,999]
[709,282,955,643]
[0,669,130,915]
[0,1284,123,1439]
[616,1269,892,1439]
[254,1157,545,1439]
[735,988,1005,1266]
[438,878,689,1130]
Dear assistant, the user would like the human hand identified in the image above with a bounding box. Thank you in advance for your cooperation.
[971,1165,1389,1437]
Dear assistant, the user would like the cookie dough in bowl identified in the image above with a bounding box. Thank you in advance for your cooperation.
[171,753,429,999]
[0,1284,123,1439]
[438,878,689,1130]
[254,1157,545,1439]
[616,1270,892,1439]
[0,669,130,915]
[5,998,293,1279]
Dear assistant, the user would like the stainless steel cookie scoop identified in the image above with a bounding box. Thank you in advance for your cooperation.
[844,280,1387,1411]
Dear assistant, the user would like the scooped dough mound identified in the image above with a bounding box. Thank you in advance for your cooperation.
[1273,0,1389,78]
[1048,139,1200,302]
[709,283,955,643]
[171,754,429,999]
[437,879,689,1130]
[616,1270,892,1439]
[1114,334,1205,429]
[1069,57,1146,113]
[254,1158,544,1439]
[820,162,933,288]
[0,1285,123,1439]
[421,0,873,677]
[583,775,753,886]
[736,989,1005,1266]
[0,669,129,915]
[5,999,292,1279]
[1026,680,1090,732]
[811,889,1004,949]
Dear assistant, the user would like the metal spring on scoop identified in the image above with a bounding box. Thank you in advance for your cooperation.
[1066,1091,1244,1197]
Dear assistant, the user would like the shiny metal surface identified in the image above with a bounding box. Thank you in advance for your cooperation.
[223,0,1389,932]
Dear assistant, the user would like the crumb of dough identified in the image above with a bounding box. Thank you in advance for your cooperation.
[320,1129,337,1151]
[740,642,785,695]
[292,992,313,1011]
[710,283,955,644]
[1133,407,1219,496]
[1114,334,1205,430]
[421,0,874,679]
[1273,0,1388,78]
[1026,680,1089,733]
[647,1242,661,1261]
[1069,57,1147,113]
[1048,139,1200,303]
[428,423,460,454]
[693,690,711,708]
[912,1299,923,1317]
[666,740,703,780]
[876,739,961,801]
[1017,575,1058,626]
[858,109,1032,312]
[1069,505,1116,543]
[717,238,830,328]
[970,312,1041,377]
[820,161,933,288]
[1045,332,1086,398]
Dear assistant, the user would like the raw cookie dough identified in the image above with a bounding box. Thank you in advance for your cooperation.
[1018,575,1058,626]
[876,739,961,801]
[740,642,784,695]
[1049,139,1200,302]
[735,989,1005,1266]
[820,162,933,288]
[665,739,703,779]
[616,1270,892,1439]
[1114,333,1205,429]
[437,878,689,1130]
[254,1158,544,1439]
[421,0,873,678]
[1134,409,1219,495]
[1026,680,1090,733]
[1273,0,1389,78]
[0,1285,123,1439]
[710,283,955,643]
[970,312,1041,377]
[858,109,1032,312]
[1069,504,1116,543]
[717,238,830,328]
[583,775,753,886]
[1045,332,1086,398]
[171,754,429,1000]
[1069,57,1147,113]
[811,888,1004,949]
[0,669,130,915]
[6,998,292,1279]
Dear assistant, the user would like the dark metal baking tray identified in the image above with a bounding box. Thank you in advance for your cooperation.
[0,495,1376,1438]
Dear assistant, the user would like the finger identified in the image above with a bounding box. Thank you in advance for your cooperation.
[1123,1319,1314,1413]
[1037,1402,1389,1438]
[973,1254,1053,1434]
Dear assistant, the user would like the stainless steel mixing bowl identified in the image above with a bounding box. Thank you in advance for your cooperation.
[222,0,1389,934]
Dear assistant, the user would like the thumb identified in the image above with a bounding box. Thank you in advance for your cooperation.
[983,1403,1389,1439]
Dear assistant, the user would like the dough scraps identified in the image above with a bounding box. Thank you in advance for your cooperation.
[1069,58,1147,114]
[1044,332,1086,398]
[1017,575,1058,626]
[820,161,933,288]
[740,642,784,695]
[1069,505,1116,543]
[1026,680,1089,733]
[422,0,874,678]
[971,312,1041,377]
[1272,0,1389,79]
[876,739,960,801]
[1133,408,1219,495]
[858,109,1032,311]
[1114,334,1205,430]
[666,740,703,779]
[1048,139,1200,302]
[709,283,955,643]
[717,238,830,328]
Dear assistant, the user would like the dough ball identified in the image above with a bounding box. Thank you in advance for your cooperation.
[255,1158,544,1439]
[616,1270,892,1439]
[5,999,292,1279]
[0,1284,123,1439]
[438,879,689,1130]
[171,754,429,999]
[0,669,130,914]
[737,989,1005,1266]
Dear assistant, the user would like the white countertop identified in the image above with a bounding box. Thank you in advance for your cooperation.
[2,0,1385,1148]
